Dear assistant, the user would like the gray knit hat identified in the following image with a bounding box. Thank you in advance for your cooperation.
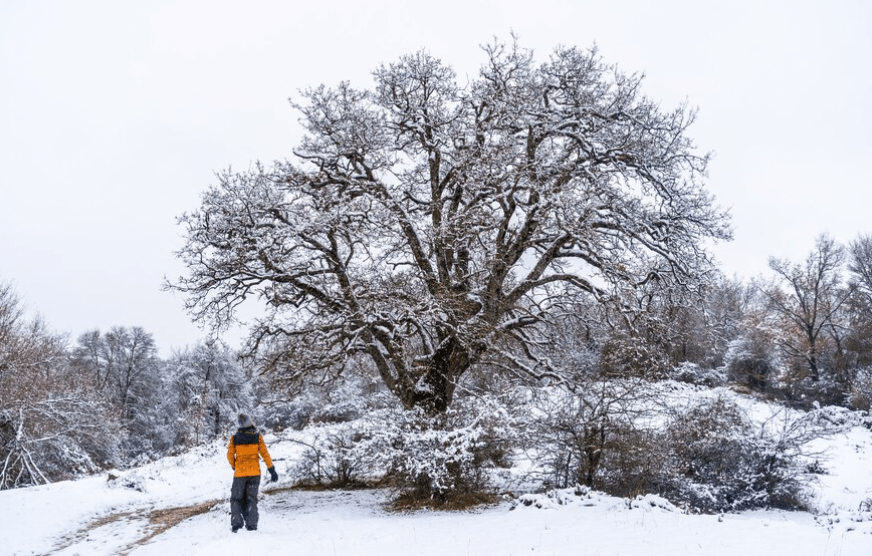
[237,413,254,428]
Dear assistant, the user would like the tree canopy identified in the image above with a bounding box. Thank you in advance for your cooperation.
[168,39,731,412]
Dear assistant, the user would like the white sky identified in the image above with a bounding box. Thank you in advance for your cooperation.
[1,0,870,355]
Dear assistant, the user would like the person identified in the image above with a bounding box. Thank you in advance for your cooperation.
[226,413,279,532]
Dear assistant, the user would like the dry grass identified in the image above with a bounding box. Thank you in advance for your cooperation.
[387,490,502,512]
[272,476,392,493]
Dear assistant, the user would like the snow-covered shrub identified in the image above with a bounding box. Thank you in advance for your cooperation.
[257,394,318,431]
[599,335,669,380]
[786,372,855,410]
[526,380,657,492]
[524,380,837,513]
[528,387,611,489]
[596,425,669,498]
[669,362,726,388]
[257,384,367,432]
[391,412,485,498]
[289,419,392,487]
[311,399,364,425]
[663,396,822,512]
[387,396,516,503]
[848,366,872,411]
[808,403,863,428]
[107,469,150,492]
[721,336,779,394]
[286,392,515,502]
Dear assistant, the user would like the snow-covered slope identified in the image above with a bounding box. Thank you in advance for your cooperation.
[4,392,872,556]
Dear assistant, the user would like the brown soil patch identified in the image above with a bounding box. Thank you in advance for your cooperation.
[131,501,217,549]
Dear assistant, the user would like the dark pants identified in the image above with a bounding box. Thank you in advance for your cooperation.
[230,475,261,530]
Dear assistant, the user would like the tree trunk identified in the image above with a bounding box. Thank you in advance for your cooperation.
[411,336,477,413]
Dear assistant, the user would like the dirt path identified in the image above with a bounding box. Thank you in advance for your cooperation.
[40,500,219,556]
[37,485,313,555]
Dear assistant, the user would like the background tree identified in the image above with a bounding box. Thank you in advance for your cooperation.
[597,274,718,380]
[840,233,872,409]
[168,38,731,413]
[71,326,161,424]
[0,282,113,489]
[70,326,165,457]
[163,340,253,448]
[696,275,752,369]
[848,233,872,308]
[845,234,872,368]
[760,234,853,401]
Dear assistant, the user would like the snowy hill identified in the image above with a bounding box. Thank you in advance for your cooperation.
[5,387,872,556]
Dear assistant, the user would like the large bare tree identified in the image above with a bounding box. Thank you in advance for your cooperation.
[168,39,730,412]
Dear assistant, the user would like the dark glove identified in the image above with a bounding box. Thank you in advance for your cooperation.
[268,466,278,482]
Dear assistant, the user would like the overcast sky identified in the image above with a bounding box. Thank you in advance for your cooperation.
[1,0,870,355]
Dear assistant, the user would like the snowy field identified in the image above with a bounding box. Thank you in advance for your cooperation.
[5,393,872,556]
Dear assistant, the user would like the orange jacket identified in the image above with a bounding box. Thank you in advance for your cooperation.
[227,427,274,477]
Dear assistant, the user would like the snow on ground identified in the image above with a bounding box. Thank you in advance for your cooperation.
[810,424,872,510]
[4,396,872,556]
[94,488,868,556]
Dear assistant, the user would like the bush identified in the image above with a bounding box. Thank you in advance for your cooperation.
[662,396,817,512]
[257,398,318,432]
[289,420,392,488]
[527,380,658,492]
[258,387,373,433]
[286,392,516,503]
[596,425,669,498]
[527,384,826,513]
[599,336,669,380]
[529,387,613,489]
[385,397,515,506]
[721,336,780,396]
[669,362,726,388]
[848,367,872,411]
